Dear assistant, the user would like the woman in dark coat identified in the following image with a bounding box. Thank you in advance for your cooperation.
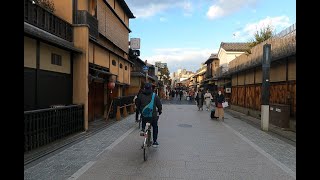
[195,89,204,111]
[215,90,225,121]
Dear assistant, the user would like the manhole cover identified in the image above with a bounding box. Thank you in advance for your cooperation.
[178,124,192,128]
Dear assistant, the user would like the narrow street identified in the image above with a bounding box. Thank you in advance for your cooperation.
[24,1,296,179]
[24,100,296,180]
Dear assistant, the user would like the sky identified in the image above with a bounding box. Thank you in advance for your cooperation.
[125,0,296,75]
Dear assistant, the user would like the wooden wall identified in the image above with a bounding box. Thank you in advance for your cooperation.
[230,55,296,117]
[231,82,296,116]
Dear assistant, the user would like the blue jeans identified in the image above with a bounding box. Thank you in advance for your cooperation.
[142,116,159,142]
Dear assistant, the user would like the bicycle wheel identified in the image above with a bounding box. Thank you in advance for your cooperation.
[143,147,147,161]
[147,130,152,146]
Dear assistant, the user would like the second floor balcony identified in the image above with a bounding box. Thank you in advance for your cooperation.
[24,0,73,42]
[76,10,99,40]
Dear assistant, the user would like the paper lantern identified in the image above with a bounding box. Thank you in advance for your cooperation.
[107,82,115,94]
[108,82,115,89]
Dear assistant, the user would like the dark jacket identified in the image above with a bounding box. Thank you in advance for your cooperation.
[134,89,143,107]
[215,94,225,104]
[137,89,162,119]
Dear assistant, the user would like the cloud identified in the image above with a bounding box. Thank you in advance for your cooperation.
[130,3,169,18]
[183,13,193,17]
[207,0,257,20]
[232,16,292,41]
[125,0,195,18]
[159,17,167,22]
[183,1,193,11]
[141,48,218,73]
[182,1,194,17]
[206,5,224,19]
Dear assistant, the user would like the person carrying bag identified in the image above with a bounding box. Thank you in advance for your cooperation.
[215,90,225,121]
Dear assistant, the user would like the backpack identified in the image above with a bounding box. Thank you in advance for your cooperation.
[141,93,156,118]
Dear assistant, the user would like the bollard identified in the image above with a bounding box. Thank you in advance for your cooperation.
[123,104,128,117]
[130,104,134,114]
[116,106,121,121]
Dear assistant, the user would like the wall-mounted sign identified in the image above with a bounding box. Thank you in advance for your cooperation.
[130,38,140,49]
[143,66,149,72]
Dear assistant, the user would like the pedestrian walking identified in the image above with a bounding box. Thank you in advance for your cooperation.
[215,90,225,121]
[171,90,175,99]
[195,89,204,111]
[184,90,188,100]
[204,90,213,111]
[189,90,194,101]
[133,88,143,121]
[179,90,183,101]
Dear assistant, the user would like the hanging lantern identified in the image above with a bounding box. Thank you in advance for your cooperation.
[108,81,115,93]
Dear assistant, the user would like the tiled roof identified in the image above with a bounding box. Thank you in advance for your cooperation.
[220,42,250,52]
[209,53,218,59]
[204,53,219,64]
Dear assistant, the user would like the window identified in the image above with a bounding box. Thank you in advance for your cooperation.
[215,62,218,67]
[120,63,123,68]
[112,60,116,66]
[125,66,127,70]
[51,53,62,66]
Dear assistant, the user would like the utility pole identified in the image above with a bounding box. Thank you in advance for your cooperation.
[261,44,271,131]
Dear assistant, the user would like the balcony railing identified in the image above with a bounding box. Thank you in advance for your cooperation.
[24,0,73,42]
[24,105,84,152]
[132,66,144,74]
[76,10,99,39]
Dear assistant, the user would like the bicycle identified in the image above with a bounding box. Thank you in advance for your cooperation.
[141,121,152,161]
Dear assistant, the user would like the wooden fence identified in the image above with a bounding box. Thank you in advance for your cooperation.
[231,81,296,116]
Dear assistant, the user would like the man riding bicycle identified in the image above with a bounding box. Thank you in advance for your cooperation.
[136,83,162,147]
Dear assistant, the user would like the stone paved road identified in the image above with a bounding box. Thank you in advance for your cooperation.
[24,104,296,180]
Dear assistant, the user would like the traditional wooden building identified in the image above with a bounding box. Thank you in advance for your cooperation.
[84,0,135,123]
[203,53,219,92]
[128,57,147,94]
[226,24,296,130]
[24,0,136,152]
[146,63,158,89]
[24,0,82,111]
[128,58,158,95]
[212,42,250,100]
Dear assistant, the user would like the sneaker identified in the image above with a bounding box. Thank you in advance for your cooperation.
[152,141,159,147]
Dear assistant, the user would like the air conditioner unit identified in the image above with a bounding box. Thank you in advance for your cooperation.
[225,88,231,93]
